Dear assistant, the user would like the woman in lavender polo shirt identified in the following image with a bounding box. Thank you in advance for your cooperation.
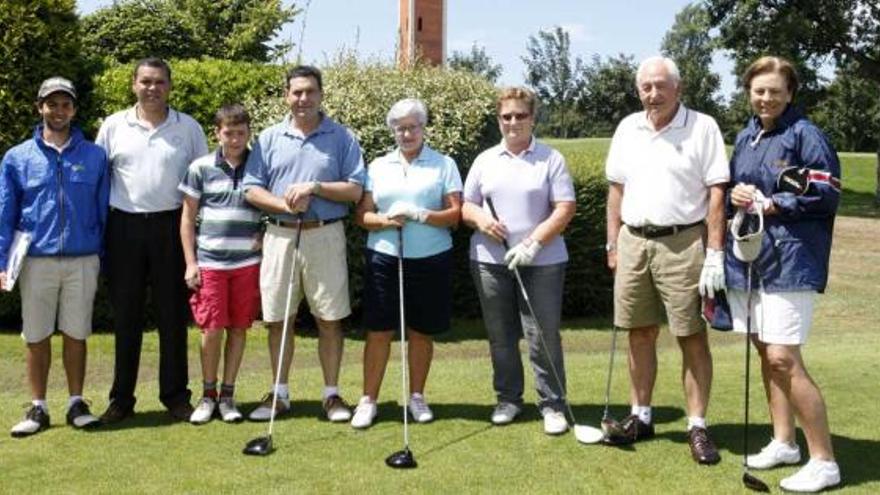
[351,98,462,429]
[462,87,576,436]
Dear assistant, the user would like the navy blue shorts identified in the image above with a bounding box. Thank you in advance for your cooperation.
[361,248,452,335]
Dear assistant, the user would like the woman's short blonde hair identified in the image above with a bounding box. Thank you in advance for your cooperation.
[496,86,538,116]
[742,56,800,99]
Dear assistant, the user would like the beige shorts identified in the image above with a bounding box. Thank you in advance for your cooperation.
[728,289,815,345]
[260,222,351,323]
[614,224,706,337]
[19,255,100,343]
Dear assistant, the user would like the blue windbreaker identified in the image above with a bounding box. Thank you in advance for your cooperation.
[0,126,110,267]
[724,106,840,293]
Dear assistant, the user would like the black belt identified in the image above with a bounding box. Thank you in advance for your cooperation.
[626,221,703,239]
[110,206,180,219]
[271,217,342,230]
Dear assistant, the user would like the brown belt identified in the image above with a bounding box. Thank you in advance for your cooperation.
[626,221,703,239]
[271,217,342,231]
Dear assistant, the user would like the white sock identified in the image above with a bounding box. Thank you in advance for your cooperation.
[32,399,48,411]
[411,392,423,399]
[274,383,289,398]
[631,405,652,424]
[68,395,83,409]
[323,386,339,400]
[687,416,707,431]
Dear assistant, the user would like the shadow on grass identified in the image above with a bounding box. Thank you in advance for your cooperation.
[839,188,880,218]
[658,422,880,489]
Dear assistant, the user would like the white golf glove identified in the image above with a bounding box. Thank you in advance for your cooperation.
[504,238,542,270]
[698,248,726,299]
[747,190,771,215]
[386,201,428,223]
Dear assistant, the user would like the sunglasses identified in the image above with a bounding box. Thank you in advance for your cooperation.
[499,112,531,122]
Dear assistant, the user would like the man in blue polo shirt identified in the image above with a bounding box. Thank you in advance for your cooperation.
[243,65,365,422]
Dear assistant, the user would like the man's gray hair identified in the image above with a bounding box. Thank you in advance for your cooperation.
[386,98,428,128]
[636,56,681,87]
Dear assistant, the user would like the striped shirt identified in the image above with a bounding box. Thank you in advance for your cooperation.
[179,149,262,269]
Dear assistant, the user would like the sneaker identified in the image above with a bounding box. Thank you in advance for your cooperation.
[350,396,378,429]
[409,394,434,424]
[491,402,522,425]
[779,459,841,492]
[100,401,134,425]
[189,397,216,425]
[542,408,569,435]
[168,401,194,422]
[621,414,655,441]
[218,397,244,423]
[66,400,101,429]
[323,394,352,422]
[687,426,721,465]
[249,393,290,422]
[10,405,50,438]
[747,438,802,470]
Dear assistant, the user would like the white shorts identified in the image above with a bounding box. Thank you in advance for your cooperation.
[728,289,816,345]
[19,255,100,343]
[260,222,351,323]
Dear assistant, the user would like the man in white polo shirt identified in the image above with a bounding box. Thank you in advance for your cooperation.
[604,56,728,465]
[96,57,209,423]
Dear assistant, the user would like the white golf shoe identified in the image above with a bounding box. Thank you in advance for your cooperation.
[542,408,569,435]
[218,397,243,423]
[747,438,801,469]
[248,393,291,422]
[491,402,521,425]
[350,397,377,429]
[409,394,434,423]
[189,397,216,425]
[779,458,841,492]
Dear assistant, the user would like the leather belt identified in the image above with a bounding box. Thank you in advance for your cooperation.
[271,217,342,231]
[626,221,703,239]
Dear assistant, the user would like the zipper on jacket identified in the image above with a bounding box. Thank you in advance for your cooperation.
[56,151,65,254]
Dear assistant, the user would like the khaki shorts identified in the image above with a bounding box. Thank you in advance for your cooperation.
[614,224,705,337]
[19,255,100,343]
[260,222,351,323]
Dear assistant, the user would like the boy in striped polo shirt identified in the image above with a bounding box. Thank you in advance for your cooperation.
[179,104,262,424]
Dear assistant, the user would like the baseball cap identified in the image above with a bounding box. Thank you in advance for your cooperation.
[37,77,77,101]
[730,207,764,263]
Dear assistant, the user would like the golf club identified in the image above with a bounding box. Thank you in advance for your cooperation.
[485,198,604,445]
[386,227,417,468]
[243,215,304,456]
[742,263,770,492]
[599,323,630,445]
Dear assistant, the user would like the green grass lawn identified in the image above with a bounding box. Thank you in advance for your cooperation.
[1,139,878,493]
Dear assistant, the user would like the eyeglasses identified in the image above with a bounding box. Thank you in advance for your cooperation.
[393,124,422,135]
[499,112,531,122]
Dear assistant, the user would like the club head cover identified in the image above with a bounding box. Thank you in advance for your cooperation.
[702,292,732,331]
[776,167,810,195]
[731,207,764,263]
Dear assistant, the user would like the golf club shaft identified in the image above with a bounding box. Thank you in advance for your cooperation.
[744,263,752,470]
[398,227,410,448]
[486,198,578,427]
[267,215,303,438]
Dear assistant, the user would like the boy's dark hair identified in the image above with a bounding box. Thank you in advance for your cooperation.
[214,103,250,128]
[132,57,172,81]
[285,65,323,91]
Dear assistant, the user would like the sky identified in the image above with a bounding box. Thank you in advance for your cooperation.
[76,0,738,97]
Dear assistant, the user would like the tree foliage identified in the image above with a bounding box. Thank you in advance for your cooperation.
[812,63,880,152]
[81,0,298,64]
[577,54,642,137]
[448,43,503,83]
[0,0,91,153]
[662,3,723,118]
[522,26,585,138]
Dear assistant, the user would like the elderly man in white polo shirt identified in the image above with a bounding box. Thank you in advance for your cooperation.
[96,57,209,424]
[604,56,728,465]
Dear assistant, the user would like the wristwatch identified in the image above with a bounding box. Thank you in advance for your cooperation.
[311,181,322,195]
[605,242,617,252]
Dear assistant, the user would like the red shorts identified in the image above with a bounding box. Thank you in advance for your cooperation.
[190,264,260,331]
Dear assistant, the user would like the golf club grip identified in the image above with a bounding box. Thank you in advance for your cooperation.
[484,197,510,250]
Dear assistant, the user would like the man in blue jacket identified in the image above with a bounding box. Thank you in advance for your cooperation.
[0,77,110,437]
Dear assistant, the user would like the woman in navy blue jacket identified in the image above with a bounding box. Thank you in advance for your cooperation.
[726,56,841,493]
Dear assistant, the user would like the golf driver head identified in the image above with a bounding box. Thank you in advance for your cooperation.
[600,417,633,446]
[743,472,770,492]
[242,436,274,456]
[385,448,417,469]
[573,424,605,444]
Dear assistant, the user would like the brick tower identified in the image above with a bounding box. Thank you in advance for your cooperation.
[398,0,446,67]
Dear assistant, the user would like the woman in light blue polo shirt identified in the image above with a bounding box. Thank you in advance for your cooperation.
[351,98,462,429]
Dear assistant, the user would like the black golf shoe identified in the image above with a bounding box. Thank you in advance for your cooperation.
[603,414,654,445]
[66,400,101,429]
[10,405,50,438]
[688,426,721,465]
